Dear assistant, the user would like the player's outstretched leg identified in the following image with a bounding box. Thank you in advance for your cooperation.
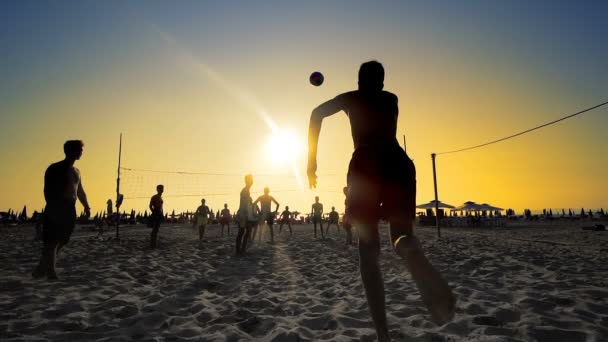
[243,225,252,251]
[236,220,249,255]
[344,224,354,245]
[268,224,274,243]
[390,217,455,325]
[150,222,160,248]
[32,243,53,279]
[357,223,390,342]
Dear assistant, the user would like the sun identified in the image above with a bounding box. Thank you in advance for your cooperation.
[265,130,302,163]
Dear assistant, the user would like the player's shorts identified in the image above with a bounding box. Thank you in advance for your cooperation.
[43,201,76,244]
[312,216,322,224]
[260,213,274,225]
[196,215,208,226]
[346,143,416,223]
[280,219,290,225]
[220,217,230,225]
[238,215,257,229]
[150,212,164,227]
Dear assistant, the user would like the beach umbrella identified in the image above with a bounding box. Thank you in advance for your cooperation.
[453,201,484,212]
[479,203,504,211]
[416,200,455,209]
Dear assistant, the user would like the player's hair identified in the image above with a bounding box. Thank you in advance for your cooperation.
[63,140,84,154]
[201,198,206,203]
[264,187,269,193]
[358,60,384,91]
[286,206,289,210]
[244,174,253,183]
[156,184,164,191]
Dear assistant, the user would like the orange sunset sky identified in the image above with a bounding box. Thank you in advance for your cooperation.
[1,1,606,216]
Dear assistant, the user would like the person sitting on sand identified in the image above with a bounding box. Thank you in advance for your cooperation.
[278,206,293,236]
[253,187,280,243]
[194,198,211,241]
[311,196,324,238]
[220,204,232,237]
[307,61,455,341]
[32,140,91,280]
[149,184,164,248]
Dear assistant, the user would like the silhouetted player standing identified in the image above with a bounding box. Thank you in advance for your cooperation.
[220,204,231,237]
[307,61,455,341]
[149,185,164,248]
[311,196,324,238]
[236,175,255,255]
[278,206,293,236]
[195,198,211,240]
[32,140,91,280]
[253,187,279,243]
[326,206,340,235]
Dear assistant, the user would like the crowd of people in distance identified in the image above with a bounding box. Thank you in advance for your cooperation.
[147,180,355,253]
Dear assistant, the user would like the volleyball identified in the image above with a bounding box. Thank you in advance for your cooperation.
[309,71,324,86]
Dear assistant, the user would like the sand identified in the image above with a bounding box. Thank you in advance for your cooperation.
[1,221,607,341]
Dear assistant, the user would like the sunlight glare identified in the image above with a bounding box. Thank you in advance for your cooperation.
[265,130,302,163]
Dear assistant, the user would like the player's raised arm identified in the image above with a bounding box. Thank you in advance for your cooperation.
[307,97,343,188]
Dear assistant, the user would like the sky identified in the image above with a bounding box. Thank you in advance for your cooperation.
[1,0,607,216]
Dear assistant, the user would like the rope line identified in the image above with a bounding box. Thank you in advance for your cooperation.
[436,100,608,155]
[124,189,343,200]
[120,167,339,177]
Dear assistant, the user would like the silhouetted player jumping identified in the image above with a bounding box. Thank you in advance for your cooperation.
[32,140,91,280]
[307,61,455,341]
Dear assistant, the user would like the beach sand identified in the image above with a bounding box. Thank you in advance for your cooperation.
[1,221,607,341]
